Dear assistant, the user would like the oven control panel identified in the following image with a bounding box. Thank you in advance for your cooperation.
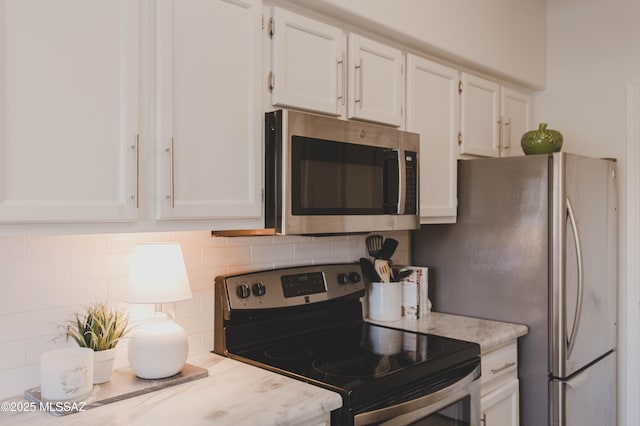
[222,263,365,310]
[281,272,326,298]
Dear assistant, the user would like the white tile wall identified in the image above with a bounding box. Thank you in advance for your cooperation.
[0,230,409,399]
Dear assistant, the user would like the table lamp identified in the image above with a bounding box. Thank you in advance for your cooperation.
[127,242,192,379]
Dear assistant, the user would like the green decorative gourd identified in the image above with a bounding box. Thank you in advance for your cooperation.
[520,123,563,155]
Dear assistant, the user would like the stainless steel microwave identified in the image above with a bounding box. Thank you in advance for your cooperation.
[263,109,419,235]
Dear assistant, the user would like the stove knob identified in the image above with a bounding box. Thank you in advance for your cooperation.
[337,273,349,285]
[348,272,361,283]
[236,284,250,299]
[252,282,266,297]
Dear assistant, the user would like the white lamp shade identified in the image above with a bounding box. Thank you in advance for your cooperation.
[128,242,192,304]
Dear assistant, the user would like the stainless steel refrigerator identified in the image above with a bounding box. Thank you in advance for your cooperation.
[412,153,617,425]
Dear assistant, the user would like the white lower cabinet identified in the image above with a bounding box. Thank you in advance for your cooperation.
[480,343,520,426]
[481,378,520,426]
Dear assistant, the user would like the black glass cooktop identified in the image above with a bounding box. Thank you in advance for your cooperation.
[230,321,479,403]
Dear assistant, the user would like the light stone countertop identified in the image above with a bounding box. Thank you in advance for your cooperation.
[0,353,342,426]
[367,311,528,354]
[2,313,526,426]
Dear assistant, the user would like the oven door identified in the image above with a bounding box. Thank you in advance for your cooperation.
[353,365,481,426]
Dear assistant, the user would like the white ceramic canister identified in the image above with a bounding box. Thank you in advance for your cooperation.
[40,348,94,401]
[368,281,402,322]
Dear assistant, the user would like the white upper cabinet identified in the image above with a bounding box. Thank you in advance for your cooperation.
[270,7,345,116]
[268,12,403,128]
[347,34,404,127]
[500,87,533,157]
[0,1,537,231]
[460,72,501,157]
[292,2,546,89]
[0,0,139,222]
[406,55,460,223]
[156,0,262,221]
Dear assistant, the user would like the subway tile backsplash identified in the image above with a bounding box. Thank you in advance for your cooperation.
[0,230,409,399]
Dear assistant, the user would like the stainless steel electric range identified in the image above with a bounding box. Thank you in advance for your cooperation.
[214,263,481,426]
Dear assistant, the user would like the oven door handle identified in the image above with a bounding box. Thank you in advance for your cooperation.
[353,365,480,426]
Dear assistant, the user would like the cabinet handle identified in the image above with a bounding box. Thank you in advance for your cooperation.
[504,118,512,155]
[166,138,175,208]
[497,118,503,156]
[490,361,516,375]
[132,134,139,208]
[481,413,487,425]
[355,58,363,108]
[337,53,346,106]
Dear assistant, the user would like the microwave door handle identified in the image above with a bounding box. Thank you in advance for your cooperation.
[383,150,401,214]
[398,149,406,214]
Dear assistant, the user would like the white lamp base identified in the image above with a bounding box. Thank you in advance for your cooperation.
[128,312,188,379]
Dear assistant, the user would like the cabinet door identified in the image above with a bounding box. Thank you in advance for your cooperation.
[481,378,520,426]
[347,34,404,127]
[270,7,345,116]
[156,0,262,221]
[0,0,139,222]
[406,55,459,223]
[500,87,533,157]
[460,73,500,157]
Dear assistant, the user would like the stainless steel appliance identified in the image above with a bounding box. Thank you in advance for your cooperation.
[214,263,481,425]
[218,109,420,236]
[412,153,617,425]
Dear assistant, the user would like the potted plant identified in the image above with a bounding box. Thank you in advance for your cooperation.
[62,302,129,384]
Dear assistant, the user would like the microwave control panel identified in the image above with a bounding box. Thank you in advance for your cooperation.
[404,151,418,214]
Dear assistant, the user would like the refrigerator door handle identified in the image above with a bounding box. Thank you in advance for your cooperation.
[566,198,584,358]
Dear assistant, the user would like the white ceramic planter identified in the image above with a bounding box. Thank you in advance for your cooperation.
[93,348,116,384]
